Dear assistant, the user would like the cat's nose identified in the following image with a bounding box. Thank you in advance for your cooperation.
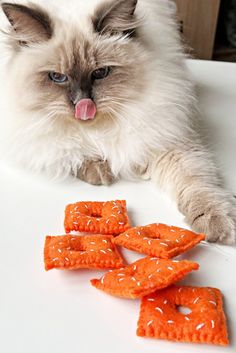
[70,92,92,106]
[69,90,82,106]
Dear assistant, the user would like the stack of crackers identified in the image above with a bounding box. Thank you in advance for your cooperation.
[44,200,229,346]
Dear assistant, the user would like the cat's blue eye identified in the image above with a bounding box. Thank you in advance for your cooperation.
[92,67,110,80]
[49,71,68,83]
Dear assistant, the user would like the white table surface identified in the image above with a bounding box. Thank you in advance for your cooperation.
[0,60,236,353]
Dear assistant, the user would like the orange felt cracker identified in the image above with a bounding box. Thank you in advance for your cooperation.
[91,257,199,299]
[137,285,229,346]
[44,234,124,271]
[64,200,130,235]
[113,223,205,258]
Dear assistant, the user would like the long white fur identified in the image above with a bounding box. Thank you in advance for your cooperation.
[1,0,236,244]
[0,0,196,179]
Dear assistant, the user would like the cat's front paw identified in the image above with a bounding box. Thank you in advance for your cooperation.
[187,198,236,245]
[76,159,116,186]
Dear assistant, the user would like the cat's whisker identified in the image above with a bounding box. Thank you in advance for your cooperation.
[106,104,160,148]
[15,112,58,138]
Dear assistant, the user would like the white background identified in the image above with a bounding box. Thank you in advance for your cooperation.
[0,60,236,353]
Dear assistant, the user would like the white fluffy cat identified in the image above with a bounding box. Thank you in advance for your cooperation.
[0,0,236,244]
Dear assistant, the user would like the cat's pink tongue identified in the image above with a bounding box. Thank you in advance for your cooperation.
[75,99,97,121]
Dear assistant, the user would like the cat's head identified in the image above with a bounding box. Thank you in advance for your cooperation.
[1,0,149,126]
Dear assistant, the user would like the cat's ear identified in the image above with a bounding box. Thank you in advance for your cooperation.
[93,0,140,36]
[1,2,53,45]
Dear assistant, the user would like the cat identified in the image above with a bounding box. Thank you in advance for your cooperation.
[0,0,236,244]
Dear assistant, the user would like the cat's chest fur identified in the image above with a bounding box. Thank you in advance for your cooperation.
[74,120,151,179]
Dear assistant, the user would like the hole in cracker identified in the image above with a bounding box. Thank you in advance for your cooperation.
[91,213,102,218]
[177,305,192,315]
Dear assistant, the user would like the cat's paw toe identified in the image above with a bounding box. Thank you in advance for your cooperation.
[191,206,236,245]
[76,159,116,186]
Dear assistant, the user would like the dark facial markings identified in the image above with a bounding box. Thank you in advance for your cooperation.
[68,75,93,105]
[68,67,111,105]
[48,65,111,106]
